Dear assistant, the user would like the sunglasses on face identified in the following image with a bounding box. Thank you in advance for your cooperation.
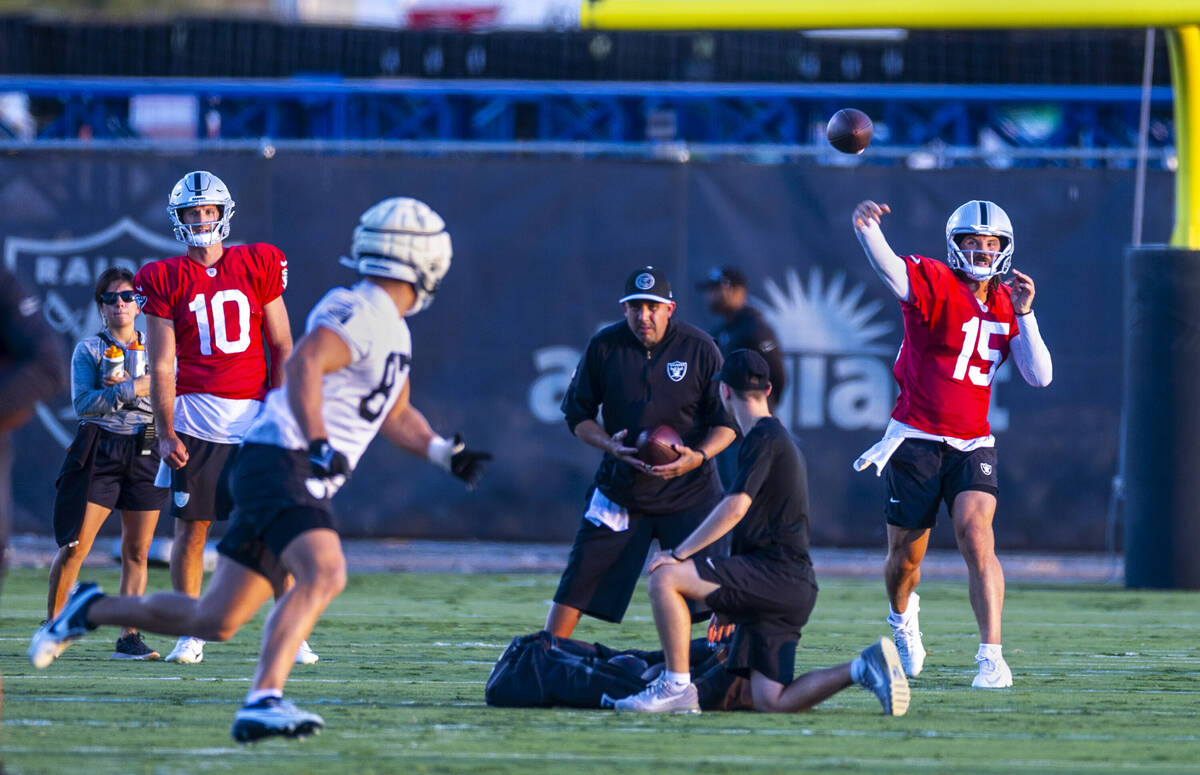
[100,291,139,306]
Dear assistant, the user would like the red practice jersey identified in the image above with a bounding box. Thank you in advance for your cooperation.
[891,255,1020,439]
[135,243,287,401]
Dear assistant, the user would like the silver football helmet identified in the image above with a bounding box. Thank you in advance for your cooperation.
[340,197,452,316]
[945,200,1014,282]
[167,170,235,247]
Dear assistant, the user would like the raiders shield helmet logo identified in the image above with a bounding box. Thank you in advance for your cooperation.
[666,361,687,382]
[980,462,993,476]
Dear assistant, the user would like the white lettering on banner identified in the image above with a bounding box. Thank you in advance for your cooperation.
[34,255,159,287]
[528,346,580,423]
[829,356,894,429]
[796,355,826,427]
[762,268,897,431]
[526,267,1011,433]
[780,352,893,430]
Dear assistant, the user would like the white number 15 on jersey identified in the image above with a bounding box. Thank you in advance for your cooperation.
[952,316,1010,386]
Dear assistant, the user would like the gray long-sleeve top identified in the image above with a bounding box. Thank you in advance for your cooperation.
[71,333,152,435]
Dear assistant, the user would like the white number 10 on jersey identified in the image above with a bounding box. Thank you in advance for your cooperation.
[952,316,1010,386]
[187,290,252,355]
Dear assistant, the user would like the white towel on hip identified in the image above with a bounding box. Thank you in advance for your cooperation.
[584,489,630,532]
[852,436,906,477]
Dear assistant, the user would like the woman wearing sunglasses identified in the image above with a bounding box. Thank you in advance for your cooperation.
[46,266,165,660]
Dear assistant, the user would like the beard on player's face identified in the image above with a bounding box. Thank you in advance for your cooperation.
[956,235,1003,267]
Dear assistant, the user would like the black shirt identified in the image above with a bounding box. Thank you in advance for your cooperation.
[729,416,812,570]
[711,306,786,410]
[561,318,733,515]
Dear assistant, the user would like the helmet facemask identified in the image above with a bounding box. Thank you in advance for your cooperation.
[945,200,1014,282]
[167,171,235,248]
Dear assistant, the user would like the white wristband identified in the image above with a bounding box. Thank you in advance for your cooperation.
[427,435,455,471]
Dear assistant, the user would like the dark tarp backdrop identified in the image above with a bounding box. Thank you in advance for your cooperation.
[0,151,1168,550]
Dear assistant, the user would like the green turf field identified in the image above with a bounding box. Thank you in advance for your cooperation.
[1,567,1197,774]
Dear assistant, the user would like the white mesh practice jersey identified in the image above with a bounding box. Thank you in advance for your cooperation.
[243,280,411,470]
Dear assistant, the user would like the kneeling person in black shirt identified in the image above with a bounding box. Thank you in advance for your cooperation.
[613,349,911,716]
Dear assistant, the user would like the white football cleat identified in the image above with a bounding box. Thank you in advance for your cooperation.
[295,640,319,665]
[232,697,324,743]
[165,636,205,664]
[890,592,926,678]
[972,653,1013,688]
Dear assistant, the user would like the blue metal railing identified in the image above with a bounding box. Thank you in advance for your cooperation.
[0,76,1177,166]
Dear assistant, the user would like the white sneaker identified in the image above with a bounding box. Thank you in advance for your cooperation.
[295,640,319,665]
[889,592,926,678]
[165,636,205,664]
[29,582,104,668]
[855,637,910,716]
[612,677,700,714]
[972,653,1013,688]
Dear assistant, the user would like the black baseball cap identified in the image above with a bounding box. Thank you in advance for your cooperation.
[718,349,771,391]
[619,266,674,305]
[697,266,748,289]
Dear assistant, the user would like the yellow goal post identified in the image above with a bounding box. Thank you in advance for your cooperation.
[580,1,1200,248]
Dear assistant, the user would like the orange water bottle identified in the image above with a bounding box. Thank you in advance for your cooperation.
[102,344,125,381]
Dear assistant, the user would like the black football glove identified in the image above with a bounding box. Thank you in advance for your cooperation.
[308,438,350,480]
[448,433,492,490]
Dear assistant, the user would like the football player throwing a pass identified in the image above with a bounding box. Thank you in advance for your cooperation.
[30,196,491,742]
[851,199,1052,688]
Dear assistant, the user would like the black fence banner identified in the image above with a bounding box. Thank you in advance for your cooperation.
[0,151,1170,550]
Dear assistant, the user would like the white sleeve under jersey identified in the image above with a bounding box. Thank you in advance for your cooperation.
[856,219,910,301]
[243,280,412,469]
[1009,310,1053,387]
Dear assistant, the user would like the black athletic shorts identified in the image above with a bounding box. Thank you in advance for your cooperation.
[53,423,166,546]
[885,439,999,530]
[696,551,818,684]
[553,494,721,624]
[168,432,238,523]
[215,443,337,585]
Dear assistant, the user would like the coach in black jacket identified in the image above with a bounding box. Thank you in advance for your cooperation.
[545,266,737,639]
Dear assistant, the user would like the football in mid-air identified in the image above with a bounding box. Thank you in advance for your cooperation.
[826,108,874,155]
[636,425,683,466]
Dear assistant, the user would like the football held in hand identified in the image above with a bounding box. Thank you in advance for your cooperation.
[636,425,683,465]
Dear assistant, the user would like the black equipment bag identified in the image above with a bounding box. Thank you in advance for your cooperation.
[484,630,746,709]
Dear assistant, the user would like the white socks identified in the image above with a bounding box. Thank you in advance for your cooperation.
[663,670,691,689]
[888,592,919,628]
[977,643,1003,661]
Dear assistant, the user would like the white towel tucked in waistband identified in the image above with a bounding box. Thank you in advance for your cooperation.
[584,489,630,532]
[853,436,906,477]
[853,418,996,476]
